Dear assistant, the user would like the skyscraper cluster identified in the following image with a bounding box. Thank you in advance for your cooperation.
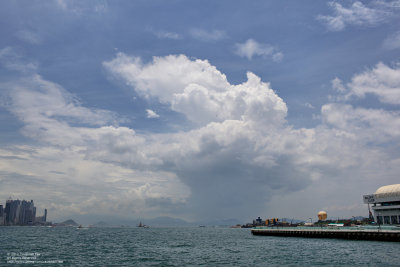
[0,198,47,226]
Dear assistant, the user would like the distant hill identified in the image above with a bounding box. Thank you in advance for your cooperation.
[197,218,242,227]
[54,214,248,227]
[90,221,114,227]
[93,221,109,226]
[143,217,243,227]
[59,219,79,226]
[141,216,193,227]
[87,217,243,227]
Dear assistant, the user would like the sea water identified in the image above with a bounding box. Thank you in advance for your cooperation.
[1,226,399,266]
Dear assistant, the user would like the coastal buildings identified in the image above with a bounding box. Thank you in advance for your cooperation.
[0,204,4,226]
[363,184,400,225]
[35,209,47,223]
[1,198,47,226]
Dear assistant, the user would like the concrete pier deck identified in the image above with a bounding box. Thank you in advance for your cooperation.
[251,227,400,242]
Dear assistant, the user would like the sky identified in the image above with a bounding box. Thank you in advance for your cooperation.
[0,0,400,224]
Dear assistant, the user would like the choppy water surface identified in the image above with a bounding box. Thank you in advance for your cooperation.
[1,226,399,266]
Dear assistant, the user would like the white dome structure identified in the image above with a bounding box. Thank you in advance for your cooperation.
[363,184,400,225]
[375,184,400,198]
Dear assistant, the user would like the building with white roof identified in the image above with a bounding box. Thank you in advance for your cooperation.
[363,184,400,225]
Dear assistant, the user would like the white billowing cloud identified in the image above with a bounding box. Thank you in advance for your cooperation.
[172,72,287,126]
[322,103,400,142]
[146,109,160,118]
[189,29,226,41]
[104,54,229,102]
[342,62,400,105]
[104,53,287,126]
[321,63,400,149]
[317,1,388,31]
[383,31,400,50]
[234,39,283,62]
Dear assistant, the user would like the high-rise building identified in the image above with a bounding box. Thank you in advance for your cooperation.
[18,200,36,225]
[0,204,4,226]
[4,199,37,225]
[5,199,21,225]
[1,199,47,226]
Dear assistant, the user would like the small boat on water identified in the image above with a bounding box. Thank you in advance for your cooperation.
[137,221,149,228]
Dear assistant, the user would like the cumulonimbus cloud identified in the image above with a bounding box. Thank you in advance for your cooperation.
[2,52,400,221]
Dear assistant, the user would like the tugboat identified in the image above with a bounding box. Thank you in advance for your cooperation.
[137,221,149,228]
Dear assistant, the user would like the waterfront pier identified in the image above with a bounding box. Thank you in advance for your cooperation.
[251,227,400,242]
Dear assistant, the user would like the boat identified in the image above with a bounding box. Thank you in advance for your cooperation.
[137,221,149,228]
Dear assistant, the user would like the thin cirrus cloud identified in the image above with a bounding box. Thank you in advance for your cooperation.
[0,47,38,73]
[383,31,400,50]
[56,0,108,14]
[155,31,182,40]
[15,30,42,45]
[317,1,389,31]
[189,28,227,42]
[234,39,283,62]
[146,27,183,40]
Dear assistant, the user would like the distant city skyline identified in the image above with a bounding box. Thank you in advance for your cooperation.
[0,198,47,226]
[1,1,400,223]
